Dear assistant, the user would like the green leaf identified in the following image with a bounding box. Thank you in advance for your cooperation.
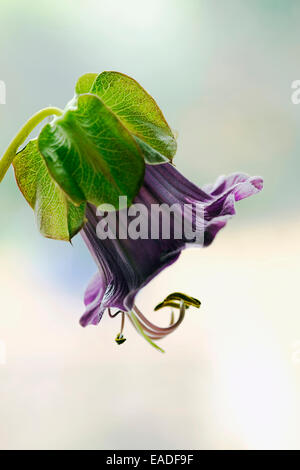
[76,71,177,164]
[13,139,86,241]
[75,73,98,95]
[38,93,145,208]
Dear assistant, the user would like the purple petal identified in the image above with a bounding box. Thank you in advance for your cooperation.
[80,163,263,326]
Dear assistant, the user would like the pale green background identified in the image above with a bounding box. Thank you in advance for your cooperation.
[0,0,300,449]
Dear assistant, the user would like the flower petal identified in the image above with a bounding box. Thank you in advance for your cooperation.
[80,164,263,326]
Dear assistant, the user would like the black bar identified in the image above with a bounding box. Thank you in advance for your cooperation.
[0,449,299,462]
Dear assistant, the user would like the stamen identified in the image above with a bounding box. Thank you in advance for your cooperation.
[155,292,200,311]
[170,309,175,326]
[112,292,200,352]
[163,292,201,308]
[127,313,163,340]
[134,303,186,334]
[114,311,127,345]
[154,300,190,311]
[120,312,125,335]
[128,311,165,353]
[129,301,186,347]
[129,315,166,339]
[115,333,126,345]
[108,308,122,318]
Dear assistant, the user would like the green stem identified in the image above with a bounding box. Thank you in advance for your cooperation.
[0,106,63,182]
[129,311,165,353]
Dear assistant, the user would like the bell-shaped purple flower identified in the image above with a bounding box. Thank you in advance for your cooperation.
[80,163,262,350]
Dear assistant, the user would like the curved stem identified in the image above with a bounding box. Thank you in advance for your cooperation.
[0,106,63,182]
[134,302,186,334]
[128,311,165,353]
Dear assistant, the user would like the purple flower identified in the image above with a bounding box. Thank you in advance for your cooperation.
[80,163,263,351]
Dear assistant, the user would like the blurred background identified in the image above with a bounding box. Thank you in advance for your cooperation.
[0,0,300,449]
